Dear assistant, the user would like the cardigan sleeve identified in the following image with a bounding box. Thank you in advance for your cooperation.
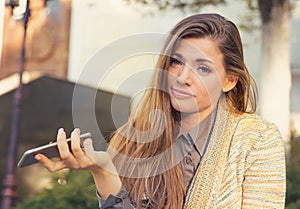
[241,122,286,209]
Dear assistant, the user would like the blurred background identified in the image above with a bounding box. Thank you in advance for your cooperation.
[0,0,299,208]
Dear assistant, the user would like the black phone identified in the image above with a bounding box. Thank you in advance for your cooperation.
[17,132,92,168]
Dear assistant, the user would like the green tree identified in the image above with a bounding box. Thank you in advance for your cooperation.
[286,164,300,208]
[12,170,98,209]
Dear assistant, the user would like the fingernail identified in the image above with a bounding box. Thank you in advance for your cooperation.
[74,128,80,134]
[35,154,41,160]
[58,128,64,134]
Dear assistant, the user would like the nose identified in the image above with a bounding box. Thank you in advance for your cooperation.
[176,64,192,85]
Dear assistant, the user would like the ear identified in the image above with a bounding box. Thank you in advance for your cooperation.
[223,74,238,92]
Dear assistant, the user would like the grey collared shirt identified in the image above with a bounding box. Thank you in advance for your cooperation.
[97,110,216,208]
[174,110,215,193]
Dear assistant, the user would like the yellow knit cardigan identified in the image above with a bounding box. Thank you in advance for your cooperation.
[184,101,286,209]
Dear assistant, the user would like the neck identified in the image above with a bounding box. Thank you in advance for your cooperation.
[180,106,213,133]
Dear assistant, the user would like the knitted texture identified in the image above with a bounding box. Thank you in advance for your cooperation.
[184,101,286,209]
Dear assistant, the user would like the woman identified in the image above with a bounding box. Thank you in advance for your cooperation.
[35,13,286,208]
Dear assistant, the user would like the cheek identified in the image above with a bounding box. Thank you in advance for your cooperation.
[167,69,178,86]
[194,77,223,102]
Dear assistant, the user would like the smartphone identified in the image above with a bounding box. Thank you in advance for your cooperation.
[17,132,92,168]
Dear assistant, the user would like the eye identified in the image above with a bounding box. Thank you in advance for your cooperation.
[197,65,212,74]
[170,58,183,66]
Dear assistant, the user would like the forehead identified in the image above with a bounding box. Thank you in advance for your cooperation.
[174,38,224,62]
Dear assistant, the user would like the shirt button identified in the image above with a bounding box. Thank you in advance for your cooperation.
[115,198,122,204]
[185,157,193,165]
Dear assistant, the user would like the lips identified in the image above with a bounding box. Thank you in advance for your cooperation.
[171,87,194,99]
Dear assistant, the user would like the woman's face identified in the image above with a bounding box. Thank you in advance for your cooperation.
[167,38,236,117]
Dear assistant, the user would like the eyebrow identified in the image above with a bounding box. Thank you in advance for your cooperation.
[173,53,213,64]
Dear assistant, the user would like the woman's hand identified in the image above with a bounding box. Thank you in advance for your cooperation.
[35,128,122,198]
[35,128,107,172]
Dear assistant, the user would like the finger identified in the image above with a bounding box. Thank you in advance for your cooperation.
[70,128,85,158]
[56,127,67,151]
[83,139,107,169]
[83,138,96,160]
[35,154,66,172]
[56,128,77,166]
[84,139,116,173]
[83,139,107,166]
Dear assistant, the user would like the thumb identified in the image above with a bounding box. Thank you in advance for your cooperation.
[83,138,93,150]
[83,139,116,174]
[83,138,96,159]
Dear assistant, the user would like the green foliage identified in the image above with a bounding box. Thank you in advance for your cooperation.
[286,164,300,209]
[243,0,257,10]
[13,170,98,209]
[12,161,300,208]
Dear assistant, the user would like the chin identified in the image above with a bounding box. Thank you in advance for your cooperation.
[171,103,197,114]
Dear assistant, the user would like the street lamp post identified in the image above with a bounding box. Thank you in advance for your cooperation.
[1,1,30,209]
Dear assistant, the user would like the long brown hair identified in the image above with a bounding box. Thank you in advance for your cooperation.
[108,13,257,208]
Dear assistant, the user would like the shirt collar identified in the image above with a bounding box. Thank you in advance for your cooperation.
[176,107,217,156]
